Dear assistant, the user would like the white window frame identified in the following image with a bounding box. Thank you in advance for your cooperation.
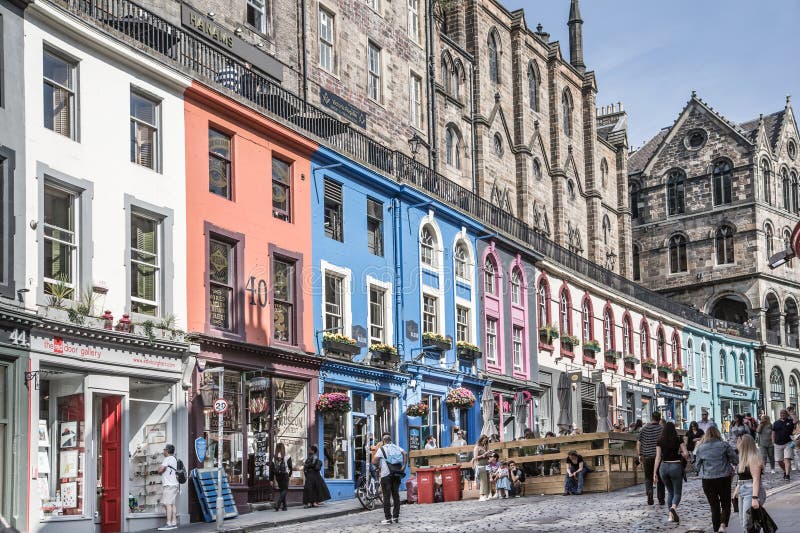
[365,0,379,12]
[512,325,523,371]
[420,225,437,267]
[485,318,498,366]
[686,339,695,387]
[737,354,746,384]
[422,292,438,334]
[130,88,161,171]
[246,0,267,33]
[456,305,470,343]
[366,276,392,346]
[407,0,419,43]
[410,73,423,129]
[43,48,77,140]
[700,344,710,391]
[43,183,79,296]
[510,268,521,306]
[367,41,382,102]
[719,352,727,382]
[321,261,352,336]
[129,211,162,316]
[319,8,335,72]
[454,242,470,281]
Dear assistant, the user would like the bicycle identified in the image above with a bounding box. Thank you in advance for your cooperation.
[355,465,383,510]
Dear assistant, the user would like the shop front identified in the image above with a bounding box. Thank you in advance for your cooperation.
[188,336,320,519]
[318,359,409,500]
[717,383,759,431]
[619,380,656,426]
[0,307,35,531]
[27,323,190,533]
[655,384,689,428]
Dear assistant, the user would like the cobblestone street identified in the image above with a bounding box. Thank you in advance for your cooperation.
[264,473,800,533]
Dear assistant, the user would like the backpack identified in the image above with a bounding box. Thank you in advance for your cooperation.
[381,445,405,477]
[169,458,188,484]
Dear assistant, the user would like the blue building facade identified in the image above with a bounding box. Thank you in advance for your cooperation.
[310,147,486,500]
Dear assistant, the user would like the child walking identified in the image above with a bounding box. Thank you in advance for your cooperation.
[494,461,511,499]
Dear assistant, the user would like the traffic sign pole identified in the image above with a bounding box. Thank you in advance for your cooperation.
[217,375,224,530]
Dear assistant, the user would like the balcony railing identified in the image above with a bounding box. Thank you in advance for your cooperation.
[786,333,799,349]
[52,0,761,341]
[766,330,781,345]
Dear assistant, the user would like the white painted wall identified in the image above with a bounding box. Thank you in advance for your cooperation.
[23,3,190,327]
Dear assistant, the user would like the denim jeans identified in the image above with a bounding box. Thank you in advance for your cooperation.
[564,467,585,494]
[738,479,766,530]
[658,462,684,507]
[380,475,401,520]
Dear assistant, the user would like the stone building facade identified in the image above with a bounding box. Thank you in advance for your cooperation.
[628,92,800,419]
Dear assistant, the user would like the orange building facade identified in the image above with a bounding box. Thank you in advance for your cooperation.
[183,82,320,517]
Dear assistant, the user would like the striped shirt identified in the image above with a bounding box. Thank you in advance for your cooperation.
[638,423,663,458]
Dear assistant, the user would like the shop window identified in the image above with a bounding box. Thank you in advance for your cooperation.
[129,381,174,514]
[202,370,244,484]
[272,257,295,344]
[0,365,5,513]
[274,378,308,486]
[38,372,86,519]
[322,386,349,480]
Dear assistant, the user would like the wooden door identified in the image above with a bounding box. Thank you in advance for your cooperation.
[100,396,122,533]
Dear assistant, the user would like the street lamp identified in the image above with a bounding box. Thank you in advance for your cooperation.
[408,132,428,161]
[200,366,226,531]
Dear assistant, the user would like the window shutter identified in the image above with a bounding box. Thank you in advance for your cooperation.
[324,179,342,204]
[367,198,382,219]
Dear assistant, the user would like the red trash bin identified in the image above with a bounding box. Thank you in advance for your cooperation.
[439,465,462,502]
[416,468,436,504]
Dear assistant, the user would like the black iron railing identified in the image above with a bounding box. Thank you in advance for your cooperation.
[52,0,759,341]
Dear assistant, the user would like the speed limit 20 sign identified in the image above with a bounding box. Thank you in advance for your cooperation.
[213,398,229,414]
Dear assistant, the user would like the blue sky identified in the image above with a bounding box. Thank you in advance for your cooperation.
[503,0,800,148]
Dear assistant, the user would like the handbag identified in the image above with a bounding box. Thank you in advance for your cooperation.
[746,505,779,533]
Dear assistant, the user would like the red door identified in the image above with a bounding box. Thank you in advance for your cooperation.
[101,396,122,533]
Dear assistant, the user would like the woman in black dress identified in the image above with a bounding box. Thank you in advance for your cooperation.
[270,442,292,511]
[302,445,331,507]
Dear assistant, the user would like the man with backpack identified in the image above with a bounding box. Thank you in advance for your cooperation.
[158,443,184,530]
[372,432,407,525]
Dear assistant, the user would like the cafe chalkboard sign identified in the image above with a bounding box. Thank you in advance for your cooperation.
[253,431,269,480]
[407,426,421,452]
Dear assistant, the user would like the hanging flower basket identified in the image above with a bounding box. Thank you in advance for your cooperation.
[445,387,476,409]
[406,402,430,417]
[539,325,559,342]
[316,392,351,414]
[423,332,452,352]
[560,334,580,347]
[322,333,361,358]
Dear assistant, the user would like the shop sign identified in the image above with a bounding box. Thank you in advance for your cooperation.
[32,335,182,371]
[195,437,207,463]
[352,325,368,347]
[180,4,283,82]
[405,321,419,342]
[363,400,377,415]
[408,426,421,452]
[252,431,269,480]
[320,88,367,129]
[0,324,31,348]
[355,376,380,387]
[624,382,653,395]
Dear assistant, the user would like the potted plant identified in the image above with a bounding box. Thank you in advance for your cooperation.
[316,392,352,414]
[539,324,559,344]
[422,332,452,352]
[583,340,602,353]
[369,343,399,363]
[322,332,361,359]
[560,334,580,347]
[445,387,476,409]
[456,341,481,360]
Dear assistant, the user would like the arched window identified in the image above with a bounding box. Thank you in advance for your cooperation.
[445,126,461,169]
[622,315,632,355]
[656,328,666,362]
[738,354,746,384]
[527,63,538,111]
[766,223,774,259]
[581,297,593,341]
[452,61,463,100]
[493,133,503,156]
[782,168,790,211]
[667,169,686,215]
[713,160,733,205]
[440,58,450,94]
[484,257,497,295]
[719,351,727,381]
[454,241,470,280]
[488,32,499,83]
[790,375,799,407]
[762,159,772,204]
[671,333,680,366]
[770,367,785,397]
[687,339,694,381]
[533,158,542,180]
[632,244,641,281]
[792,171,799,214]
[716,225,735,264]
[629,182,641,219]
[559,288,571,336]
[562,90,573,137]
[669,235,687,273]
[603,308,614,351]
[510,268,522,305]
[640,322,650,360]
[700,343,708,383]
[420,225,437,267]
[602,215,611,245]
[600,158,609,187]
[538,280,550,327]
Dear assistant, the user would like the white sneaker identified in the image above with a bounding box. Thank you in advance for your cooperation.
[380,518,393,524]
[479,496,486,501]
[771,469,776,474]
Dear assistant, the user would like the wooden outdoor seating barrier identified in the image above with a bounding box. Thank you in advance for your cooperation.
[409,432,643,497]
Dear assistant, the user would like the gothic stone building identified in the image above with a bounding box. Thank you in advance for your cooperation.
[628,93,800,419]
[138,0,631,275]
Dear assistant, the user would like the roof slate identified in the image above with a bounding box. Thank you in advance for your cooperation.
[628,128,668,174]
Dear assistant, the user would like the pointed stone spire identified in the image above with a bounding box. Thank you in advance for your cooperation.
[567,0,585,73]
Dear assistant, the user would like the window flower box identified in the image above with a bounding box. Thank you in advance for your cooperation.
[623,355,639,365]
[539,325,559,344]
[641,358,657,370]
[582,340,602,353]
[561,334,580,347]
[604,350,621,370]
[624,364,637,377]
[657,364,673,374]
[672,366,687,377]
[369,344,401,368]
[456,341,481,361]
[322,333,361,359]
[423,332,452,352]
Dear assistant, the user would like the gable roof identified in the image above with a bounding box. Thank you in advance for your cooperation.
[739,110,785,148]
[628,128,668,175]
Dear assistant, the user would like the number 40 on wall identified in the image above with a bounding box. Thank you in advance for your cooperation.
[245,276,268,307]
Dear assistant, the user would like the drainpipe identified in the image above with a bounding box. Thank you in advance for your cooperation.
[426,0,438,171]
[301,0,308,102]
[392,198,405,355]
[469,60,478,195]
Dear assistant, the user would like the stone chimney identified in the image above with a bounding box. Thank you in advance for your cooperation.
[568,0,585,73]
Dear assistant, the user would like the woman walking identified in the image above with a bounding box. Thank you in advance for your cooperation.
[653,422,689,524]
[728,414,748,447]
[473,435,491,501]
[302,445,331,508]
[271,442,293,511]
[756,415,775,474]
[694,426,739,533]
[736,435,766,530]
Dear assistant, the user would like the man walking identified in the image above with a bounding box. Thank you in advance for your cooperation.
[637,412,665,505]
[157,444,179,530]
[373,432,407,524]
[772,408,797,481]
[698,410,717,433]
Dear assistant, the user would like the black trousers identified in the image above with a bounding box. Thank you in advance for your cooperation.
[642,456,665,502]
[702,476,732,532]
[275,474,289,509]
[381,475,401,520]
